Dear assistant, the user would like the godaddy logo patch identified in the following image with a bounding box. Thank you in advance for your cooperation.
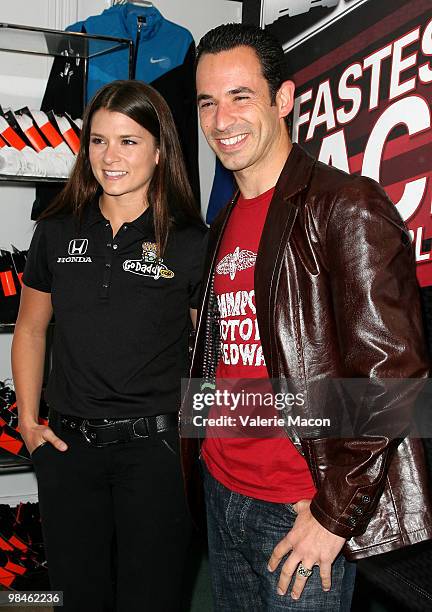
[123,242,174,280]
[123,259,174,280]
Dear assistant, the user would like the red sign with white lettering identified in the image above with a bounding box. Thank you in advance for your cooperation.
[264,0,432,285]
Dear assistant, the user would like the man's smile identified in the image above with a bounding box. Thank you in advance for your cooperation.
[215,133,249,151]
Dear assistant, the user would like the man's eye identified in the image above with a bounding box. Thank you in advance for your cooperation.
[199,101,214,109]
[234,96,249,101]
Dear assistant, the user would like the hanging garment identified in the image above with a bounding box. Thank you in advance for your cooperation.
[206,158,236,225]
[34,3,200,218]
[0,248,27,324]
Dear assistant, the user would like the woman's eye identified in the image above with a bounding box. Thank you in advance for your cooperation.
[90,137,104,144]
[122,139,137,145]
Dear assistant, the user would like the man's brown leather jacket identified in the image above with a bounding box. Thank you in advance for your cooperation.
[181,143,432,560]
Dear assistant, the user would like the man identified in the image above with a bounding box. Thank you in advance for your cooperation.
[180,23,432,611]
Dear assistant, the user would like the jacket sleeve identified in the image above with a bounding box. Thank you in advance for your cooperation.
[308,176,429,539]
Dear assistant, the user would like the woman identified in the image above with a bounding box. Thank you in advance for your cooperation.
[11,80,207,612]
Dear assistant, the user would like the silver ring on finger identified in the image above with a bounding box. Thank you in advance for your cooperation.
[297,562,313,578]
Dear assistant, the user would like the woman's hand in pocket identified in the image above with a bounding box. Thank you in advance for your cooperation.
[19,422,68,455]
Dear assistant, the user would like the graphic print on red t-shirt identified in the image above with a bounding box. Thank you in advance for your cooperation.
[202,187,317,503]
[215,244,266,376]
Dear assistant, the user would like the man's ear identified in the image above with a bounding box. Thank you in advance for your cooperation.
[276,80,295,119]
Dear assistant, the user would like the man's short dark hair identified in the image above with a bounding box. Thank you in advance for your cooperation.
[196,23,287,104]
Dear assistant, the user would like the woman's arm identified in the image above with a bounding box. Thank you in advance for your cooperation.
[12,285,67,454]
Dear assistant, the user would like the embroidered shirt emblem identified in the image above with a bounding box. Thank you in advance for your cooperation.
[216,246,257,280]
[57,238,92,263]
[150,57,168,64]
[123,242,174,280]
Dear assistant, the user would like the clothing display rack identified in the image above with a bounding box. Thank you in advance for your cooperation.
[0,23,132,475]
[112,1,154,6]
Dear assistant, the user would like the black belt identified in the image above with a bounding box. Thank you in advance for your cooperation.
[52,410,178,447]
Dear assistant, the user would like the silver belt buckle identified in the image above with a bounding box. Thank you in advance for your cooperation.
[80,419,93,444]
[131,417,148,438]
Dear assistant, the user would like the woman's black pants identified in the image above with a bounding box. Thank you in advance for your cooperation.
[32,414,192,612]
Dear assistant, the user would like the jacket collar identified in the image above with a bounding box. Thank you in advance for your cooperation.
[208,143,316,266]
[89,4,164,40]
[273,142,316,200]
[254,143,316,376]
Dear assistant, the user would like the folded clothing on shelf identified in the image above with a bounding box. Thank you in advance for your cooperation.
[0,380,49,466]
[0,379,51,595]
[0,502,48,590]
[0,106,80,178]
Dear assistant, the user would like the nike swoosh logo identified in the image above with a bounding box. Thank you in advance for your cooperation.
[150,57,167,63]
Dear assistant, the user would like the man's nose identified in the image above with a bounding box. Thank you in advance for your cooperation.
[214,102,236,133]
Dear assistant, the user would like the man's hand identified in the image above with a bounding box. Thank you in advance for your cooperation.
[267,499,346,600]
[19,422,68,456]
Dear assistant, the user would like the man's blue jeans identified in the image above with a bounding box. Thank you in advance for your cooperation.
[202,461,356,611]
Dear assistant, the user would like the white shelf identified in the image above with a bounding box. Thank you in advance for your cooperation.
[0,471,38,506]
[0,174,67,183]
[1,493,38,505]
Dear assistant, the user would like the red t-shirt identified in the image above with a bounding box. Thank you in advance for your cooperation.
[202,187,316,502]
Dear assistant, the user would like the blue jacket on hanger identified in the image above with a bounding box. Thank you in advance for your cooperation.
[67,4,194,102]
[206,158,235,225]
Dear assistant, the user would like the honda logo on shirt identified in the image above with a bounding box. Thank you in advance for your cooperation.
[68,239,88,256]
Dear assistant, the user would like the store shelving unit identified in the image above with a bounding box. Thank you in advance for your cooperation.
[0,22,133,102]
[0,23,132,499]
[0,22,133,182]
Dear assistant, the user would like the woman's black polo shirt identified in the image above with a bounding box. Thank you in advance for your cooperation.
[22,201,207,419]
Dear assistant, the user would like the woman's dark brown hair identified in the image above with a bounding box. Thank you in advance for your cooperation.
[39,80,202,254]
